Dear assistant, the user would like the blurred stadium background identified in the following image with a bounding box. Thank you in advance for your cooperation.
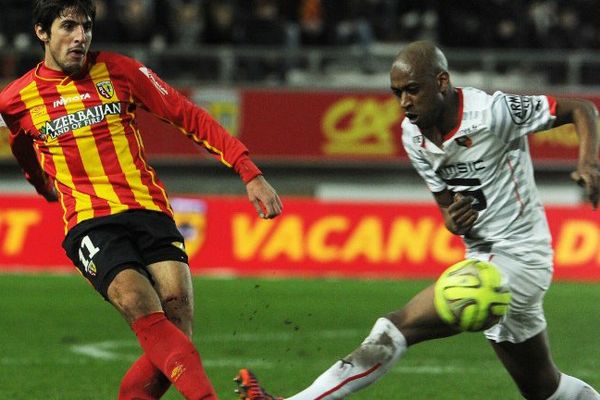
[0,1,599,399]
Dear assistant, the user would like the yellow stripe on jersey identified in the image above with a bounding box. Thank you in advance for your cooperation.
[89,63,162,212]
[126,97,172,215]
[55,82,123,218]
[18,81,90,227]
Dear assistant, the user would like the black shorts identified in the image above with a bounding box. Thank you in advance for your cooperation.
[62,210,188,300]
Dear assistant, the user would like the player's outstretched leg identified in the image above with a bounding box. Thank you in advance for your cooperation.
[109,267,218,400]
[235,317,408,400]
[491,330,599,400]
[235,282,464,400]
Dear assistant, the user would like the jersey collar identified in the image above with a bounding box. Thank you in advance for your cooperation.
[34,56,91,84]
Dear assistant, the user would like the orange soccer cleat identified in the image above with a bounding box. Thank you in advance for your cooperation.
[234,369,283,400]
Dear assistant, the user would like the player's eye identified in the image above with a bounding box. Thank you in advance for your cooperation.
[406,85,419,95]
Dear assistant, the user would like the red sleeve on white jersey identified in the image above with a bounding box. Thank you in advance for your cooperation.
[546,95,557,116]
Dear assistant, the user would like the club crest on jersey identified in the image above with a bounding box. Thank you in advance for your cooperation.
[455,136,472,148]
[505,95,533,125]
[96,81,115,99]
[413,135,424,146]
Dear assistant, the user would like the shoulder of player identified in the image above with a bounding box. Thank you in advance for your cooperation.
[94,51,143,72]
[460,87,495,113]
[400,118,424,151]
[0,67,37,112]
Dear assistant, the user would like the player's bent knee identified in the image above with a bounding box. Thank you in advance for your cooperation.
[108,269,163,323]
[350,318,407,371]
[161,293,194,336]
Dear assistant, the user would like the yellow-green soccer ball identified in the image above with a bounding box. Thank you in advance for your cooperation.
[434,259,512,332]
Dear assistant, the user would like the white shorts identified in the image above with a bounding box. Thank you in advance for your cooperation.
[470,252,553,344]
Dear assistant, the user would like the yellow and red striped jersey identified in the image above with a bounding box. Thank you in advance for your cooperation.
[0,51,261,232]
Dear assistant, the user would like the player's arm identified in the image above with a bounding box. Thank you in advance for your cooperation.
[119,56,282,218]
[433,189,478,235]
[9,129,57,202]
[553,97,600,209]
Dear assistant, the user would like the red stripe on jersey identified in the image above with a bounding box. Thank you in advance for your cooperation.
[443,88,464,142]
[84,90,143,210]
[44,80,111,225]
[57,180,77,229]
[124,115,172,216]
[546,95,557,116]
[315,363,382,400]
[57,130,112,221]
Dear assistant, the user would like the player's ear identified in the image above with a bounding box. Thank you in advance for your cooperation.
[437,71,449,93]
[35,24,49,43]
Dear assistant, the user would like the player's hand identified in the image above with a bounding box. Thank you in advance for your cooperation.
[245,175,282,219]
[571,164,600,209]
[447,193,478,235]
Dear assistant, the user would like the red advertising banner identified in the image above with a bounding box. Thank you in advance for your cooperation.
[0,194,598,282]
[240,90,406,161]
[1,89,598,164]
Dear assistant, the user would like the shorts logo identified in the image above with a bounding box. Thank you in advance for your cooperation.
[171,241,185,251]
[96,80,115,99]
[505,95,533,125]
[86,261,97,277]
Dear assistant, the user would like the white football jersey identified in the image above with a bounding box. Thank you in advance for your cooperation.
[0,114,5,128]
[402,87,556,266]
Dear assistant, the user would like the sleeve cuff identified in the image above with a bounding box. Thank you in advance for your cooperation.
[235,156,262,183]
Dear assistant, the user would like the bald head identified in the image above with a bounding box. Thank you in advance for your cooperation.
[392,41,448,77]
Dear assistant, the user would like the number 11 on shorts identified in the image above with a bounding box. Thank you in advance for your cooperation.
[78,235,100,276]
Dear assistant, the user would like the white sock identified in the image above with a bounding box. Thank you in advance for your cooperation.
[286,318,407,400]
[546,373,600,400]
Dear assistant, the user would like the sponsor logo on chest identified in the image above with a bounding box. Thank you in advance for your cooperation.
[52,93,91,108]
[39,102,122,140]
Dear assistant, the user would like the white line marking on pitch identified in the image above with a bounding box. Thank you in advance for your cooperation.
[68,329,363,363]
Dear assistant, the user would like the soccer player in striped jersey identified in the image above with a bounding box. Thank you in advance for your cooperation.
[0,1,282,399]
[237,41,599,399]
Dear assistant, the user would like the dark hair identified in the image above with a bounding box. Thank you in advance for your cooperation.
[33,0,96,34]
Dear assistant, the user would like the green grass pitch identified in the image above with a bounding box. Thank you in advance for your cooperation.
[0,273,598,399]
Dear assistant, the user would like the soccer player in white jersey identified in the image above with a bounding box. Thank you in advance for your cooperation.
[236,41,600,400]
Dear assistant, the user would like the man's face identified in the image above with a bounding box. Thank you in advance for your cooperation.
[36,10,93,75]
[390,62,444,129]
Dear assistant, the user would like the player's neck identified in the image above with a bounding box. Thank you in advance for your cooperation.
[423,88,460,148]
[439,88,460,135]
